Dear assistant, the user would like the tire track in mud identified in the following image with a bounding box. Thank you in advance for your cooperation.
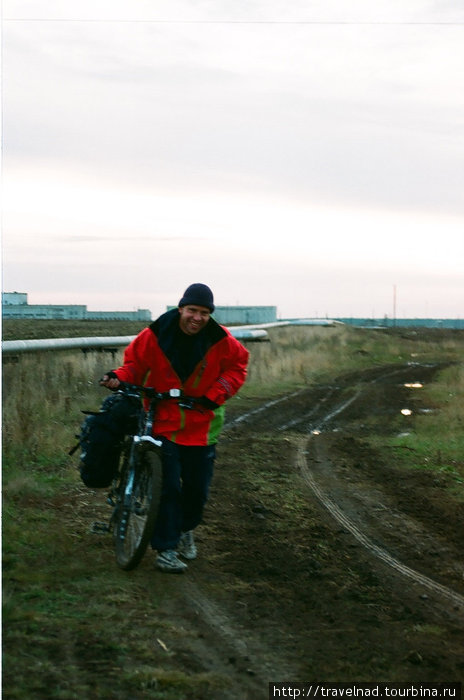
[228,362,464,615]
[162,571,298,699]
[297,442,464,614]
[226,364,422,434]
[165,580,262,700]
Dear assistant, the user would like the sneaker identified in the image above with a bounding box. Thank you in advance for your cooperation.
[156,549,188,573]
[178,530,198,560]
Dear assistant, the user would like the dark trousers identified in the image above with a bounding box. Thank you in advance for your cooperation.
[150,438,216,552]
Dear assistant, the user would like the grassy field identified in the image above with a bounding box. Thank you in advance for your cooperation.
[3,322,464,697]
[3,323,464,512]
[4,323,464,470]
[2,319,149,341]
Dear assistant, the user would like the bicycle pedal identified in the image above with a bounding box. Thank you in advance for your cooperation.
[91,521,110,534]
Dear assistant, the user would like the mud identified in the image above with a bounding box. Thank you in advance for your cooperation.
[146,362,464,698]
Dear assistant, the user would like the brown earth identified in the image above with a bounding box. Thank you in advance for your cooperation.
[105,361,463,699]
[67,361,464,699]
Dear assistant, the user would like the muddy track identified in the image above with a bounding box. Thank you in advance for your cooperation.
[146,362,464,698]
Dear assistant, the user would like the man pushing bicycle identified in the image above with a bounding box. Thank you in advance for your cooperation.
[100,283,249,572]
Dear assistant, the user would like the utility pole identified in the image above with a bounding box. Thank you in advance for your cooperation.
[393,285,397,327]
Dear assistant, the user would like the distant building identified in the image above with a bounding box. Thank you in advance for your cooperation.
[335,317,464,330]
[3,293,277,325]
[2,292,28,306]
[213,306,277,325]
[2,292,151,321]
[168,304,277,325]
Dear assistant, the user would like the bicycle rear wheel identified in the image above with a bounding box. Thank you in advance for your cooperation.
[113,448,162,570]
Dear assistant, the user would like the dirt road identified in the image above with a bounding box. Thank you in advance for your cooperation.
[142,362,464,698]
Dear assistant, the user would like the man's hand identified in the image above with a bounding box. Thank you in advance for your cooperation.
[199,396,220,410]
[99,374,121,390]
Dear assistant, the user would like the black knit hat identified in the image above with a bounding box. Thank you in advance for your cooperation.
[178,283,215,312]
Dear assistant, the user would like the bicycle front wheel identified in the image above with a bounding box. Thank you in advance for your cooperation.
[113,449,162,571]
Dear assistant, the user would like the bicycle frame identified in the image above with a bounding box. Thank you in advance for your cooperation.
[95,382,198,569]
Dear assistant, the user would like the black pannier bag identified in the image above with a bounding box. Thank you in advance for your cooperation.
[72,393,139,488]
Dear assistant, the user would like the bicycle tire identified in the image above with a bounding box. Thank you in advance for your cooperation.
[113,448,162,570]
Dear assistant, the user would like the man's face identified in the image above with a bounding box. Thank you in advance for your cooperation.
[178,305,211,335]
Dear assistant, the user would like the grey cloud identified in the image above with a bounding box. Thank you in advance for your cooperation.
[4,9,464,218]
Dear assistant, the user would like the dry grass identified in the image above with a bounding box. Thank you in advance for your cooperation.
[3,349,123,465]
[243,325,464,395]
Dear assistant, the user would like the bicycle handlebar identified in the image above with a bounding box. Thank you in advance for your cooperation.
[104,380,202,409]
[116,381,181,400]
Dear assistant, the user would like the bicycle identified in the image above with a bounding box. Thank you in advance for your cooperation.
[94,381,197,571]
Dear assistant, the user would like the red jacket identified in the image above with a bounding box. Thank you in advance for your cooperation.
[113,309,249,446]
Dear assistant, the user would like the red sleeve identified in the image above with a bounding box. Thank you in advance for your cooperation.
[204,336,249,406]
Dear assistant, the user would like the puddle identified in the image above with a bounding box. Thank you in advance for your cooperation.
[311,430,321,435]
[401,409,413,416]
[404,383,423,389]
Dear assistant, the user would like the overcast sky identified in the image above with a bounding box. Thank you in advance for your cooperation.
[2,0,463,319]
